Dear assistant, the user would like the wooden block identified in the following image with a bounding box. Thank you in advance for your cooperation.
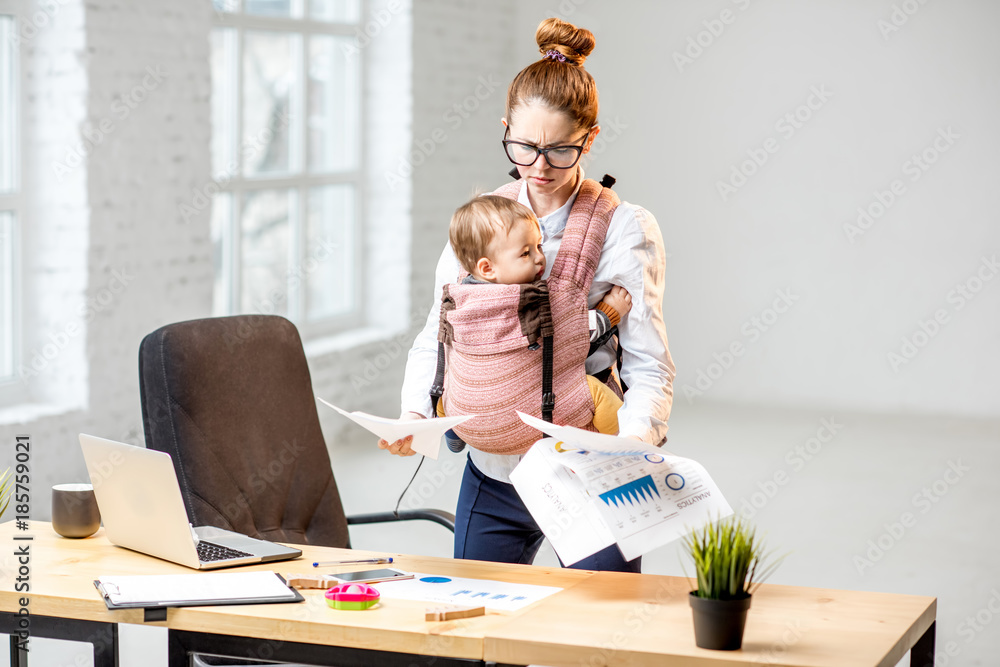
[284,574,340,589]
[425,605,486,622]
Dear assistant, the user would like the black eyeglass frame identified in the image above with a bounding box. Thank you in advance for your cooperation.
[501,127,591,169]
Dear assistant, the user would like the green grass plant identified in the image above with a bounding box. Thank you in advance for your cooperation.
[682,513,784,600]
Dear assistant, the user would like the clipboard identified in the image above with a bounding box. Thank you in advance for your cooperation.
[94,571,304,622]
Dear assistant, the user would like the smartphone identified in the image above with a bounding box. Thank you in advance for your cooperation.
[331,568,414,584]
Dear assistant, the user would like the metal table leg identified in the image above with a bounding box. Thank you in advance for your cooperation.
[910,620,936,667]
[9,634,26,667]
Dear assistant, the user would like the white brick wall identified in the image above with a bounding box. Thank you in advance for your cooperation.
[315,0,517,433]
[3,0,217,516]
[313,0,414,419]
[1,0,522,520]
[410,0,514,309]
[17,0,89,412]
[0,3,516,664]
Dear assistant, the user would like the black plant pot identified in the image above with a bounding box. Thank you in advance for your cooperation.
[689,591,752,650]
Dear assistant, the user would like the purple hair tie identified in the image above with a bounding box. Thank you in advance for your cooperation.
[544,49,567,63]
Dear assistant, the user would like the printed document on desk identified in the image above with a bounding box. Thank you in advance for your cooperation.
[318,397,473,460]
[373,572,562,612]
[511,414,733,563]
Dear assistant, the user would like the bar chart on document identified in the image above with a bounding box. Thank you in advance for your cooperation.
[554,446,729,559]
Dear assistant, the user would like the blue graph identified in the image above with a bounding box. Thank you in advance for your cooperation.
[599,475,660,507]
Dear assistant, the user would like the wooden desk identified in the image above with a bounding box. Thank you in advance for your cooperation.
[0,522,936,667]
[0,521,590,666]
[486,570,936,667]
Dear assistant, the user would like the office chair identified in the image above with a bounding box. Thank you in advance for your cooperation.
[139,315,454,667]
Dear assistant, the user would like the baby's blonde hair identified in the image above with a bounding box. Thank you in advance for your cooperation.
[449,195,539,275]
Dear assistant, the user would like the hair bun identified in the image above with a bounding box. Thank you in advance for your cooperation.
[536,17,595,67]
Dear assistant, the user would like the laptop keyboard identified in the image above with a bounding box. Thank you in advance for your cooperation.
[197,540,254,563]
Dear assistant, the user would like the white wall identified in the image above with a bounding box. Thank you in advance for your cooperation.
[515,0,1000,418]
[410,2,515,308]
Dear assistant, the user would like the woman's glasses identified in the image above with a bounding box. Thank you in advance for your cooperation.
[502,127,589,169]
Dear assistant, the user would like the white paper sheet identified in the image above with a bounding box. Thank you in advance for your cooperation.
[552,447,733,561]
[509,438,615,566]
[511,414,733,562]
[516,411,669,456]
[371,572,562,612]
[317,398,473,460]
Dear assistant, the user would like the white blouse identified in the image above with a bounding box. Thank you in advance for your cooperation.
[400,169,676,482]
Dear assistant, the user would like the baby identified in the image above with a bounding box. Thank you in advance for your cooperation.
[443,194,630,444]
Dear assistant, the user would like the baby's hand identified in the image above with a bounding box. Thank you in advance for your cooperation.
[600,285,633,319]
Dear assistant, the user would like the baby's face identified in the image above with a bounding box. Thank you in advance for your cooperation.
[487,217,545,284]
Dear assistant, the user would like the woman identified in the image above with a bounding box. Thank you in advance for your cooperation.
[380,17,675,573]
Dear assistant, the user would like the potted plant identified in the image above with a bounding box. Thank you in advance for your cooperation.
[682,514,783,650]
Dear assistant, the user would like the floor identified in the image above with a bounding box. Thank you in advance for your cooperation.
[13,402,999,666]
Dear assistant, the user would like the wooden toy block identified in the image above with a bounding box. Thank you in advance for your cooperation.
[284,574,341,589]
[424,605,486,621]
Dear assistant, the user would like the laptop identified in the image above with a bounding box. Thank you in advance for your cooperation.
[79,434,302,569]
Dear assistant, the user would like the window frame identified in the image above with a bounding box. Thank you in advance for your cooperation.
[0,5,23,400]
[211,2,365,340]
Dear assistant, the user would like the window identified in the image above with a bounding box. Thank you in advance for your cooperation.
[210,0,362,338]
[0,13,20,385]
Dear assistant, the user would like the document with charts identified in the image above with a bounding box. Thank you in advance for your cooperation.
[509,413,733,564]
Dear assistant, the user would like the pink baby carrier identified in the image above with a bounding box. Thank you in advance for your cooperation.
[430,176,621,455]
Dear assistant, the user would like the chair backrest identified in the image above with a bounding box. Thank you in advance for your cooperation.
[139,315,350,548]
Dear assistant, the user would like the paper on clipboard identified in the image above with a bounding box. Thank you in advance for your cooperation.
[95,571,298,606]
[318,397,473,459]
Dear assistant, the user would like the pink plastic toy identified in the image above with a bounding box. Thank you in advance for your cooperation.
[324,583,380,610]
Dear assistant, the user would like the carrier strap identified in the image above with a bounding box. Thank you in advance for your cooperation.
[431,285,457,417]
[542,334,554,423]
[430,341,445,418]
[529,283,556,423]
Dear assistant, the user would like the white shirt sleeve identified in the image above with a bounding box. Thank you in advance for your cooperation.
[605,205,676,445]
[400,242,461,418]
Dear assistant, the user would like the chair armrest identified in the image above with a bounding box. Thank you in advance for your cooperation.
[346,509,456,533]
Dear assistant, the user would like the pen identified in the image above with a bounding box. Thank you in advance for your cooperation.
[312,557,394,567]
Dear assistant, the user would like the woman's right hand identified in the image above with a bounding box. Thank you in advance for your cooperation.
[378,411,426,457]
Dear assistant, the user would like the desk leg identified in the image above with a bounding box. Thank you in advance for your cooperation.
[167,629,188,667]
[94,623,120,667]
[10,634,27,667]
[911,620,936,667]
